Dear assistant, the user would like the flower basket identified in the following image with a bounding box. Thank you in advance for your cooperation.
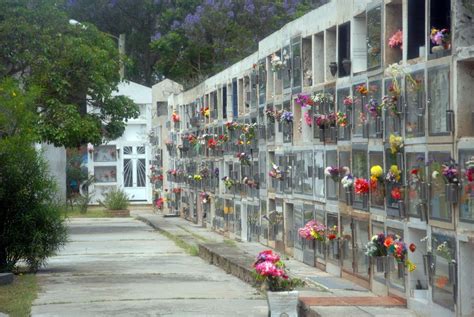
[267,290,299,317]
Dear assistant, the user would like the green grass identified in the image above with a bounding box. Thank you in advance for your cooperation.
[0,274,38,317]
[62,207,122,218]
[224,239,237,247]
[156,228,199,256]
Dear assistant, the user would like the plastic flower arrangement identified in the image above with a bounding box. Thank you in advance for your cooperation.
[242,177,258,188]
[295,94,314,108]
[316,112,337,128]
[222,176,235,189]
[366,98,382,118]
[370,165,384,191]
[313,92,334,106]
[298,220,327,241]
[155,197,165,209]
[171,111,180,122]
[207,138,218,149]
[389,134,403,154]
[430,27,450,47]
[441,159,459,184]
[336,112,348,127]
[200,106,210,118]
[270,53,284,72]
[172,187,182,194]
[187,134,198,145]
[465,158,474,182]
[365,233,390,257]
[253,250,304,292]
[325,166,342,181]
[341,174,354,189]
[356,84,368,95]
[269,163,284,180]
[281,110,293,123]
[387,239,416,272]
[303,111,313,126]
[343,96,353,108]
[354,178,370,195]
[200,192,210,204]
[327,225,338,241]
[391,187,402,200]
[385,165,401,183]
[217,134,229,145]
[388,29,403,49]
[193,174,202,181]
[236,152,251,166]
[225,121,240,131]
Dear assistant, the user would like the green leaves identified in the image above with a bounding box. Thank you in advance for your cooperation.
[0,0,138,147]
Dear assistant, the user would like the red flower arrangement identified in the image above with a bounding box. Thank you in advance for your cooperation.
[391,187,402,200]
[207,138,218,149]
[171,111,180,122]
[354,178,369,194]
[356,84,368,95]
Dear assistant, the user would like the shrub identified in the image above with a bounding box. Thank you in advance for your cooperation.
[0,135,68,272]
[102,188,129,210]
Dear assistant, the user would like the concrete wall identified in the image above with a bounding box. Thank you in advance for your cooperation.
[38,143,67,202]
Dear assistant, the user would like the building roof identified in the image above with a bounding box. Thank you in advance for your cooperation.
[113,81,152,104]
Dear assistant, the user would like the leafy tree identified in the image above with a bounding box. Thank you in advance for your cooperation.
[0,0,139,147]
[0,80,68,272]
[66,0,325,88]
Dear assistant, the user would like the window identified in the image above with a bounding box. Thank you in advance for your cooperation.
[432,233,456,311]
[326,150,338,200]
[258,151,267,190]
[258,59,266,105]
[93,145,117,162]
[352,82,367,136]
[354,219,369,278]
[429,0,451,58]
[291,37,302,91]
[367,5,382,69]
[337,88,351,140]
[293,151,304,194]
[405,72,425,137]
[94,166,117,183]
[338,22,351,77]
[428,152,452,222]
[353,149,368,210]
[407,0,426,60]
[369,152,384,208]
[341,216,353,272]
[302,36,313,87]
[156,101,167,117]
[428,66,450,135]
[406,153,426,218]
[387,227,405,289]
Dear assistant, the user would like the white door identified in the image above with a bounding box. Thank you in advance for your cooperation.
[123,145,147,201]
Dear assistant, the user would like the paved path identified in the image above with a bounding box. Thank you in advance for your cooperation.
[32,218,267,316]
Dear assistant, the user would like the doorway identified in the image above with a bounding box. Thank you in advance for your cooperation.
[122,145,147,201]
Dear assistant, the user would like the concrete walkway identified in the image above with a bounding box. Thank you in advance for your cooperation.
[135,211,419,317]
[32,217,267,316]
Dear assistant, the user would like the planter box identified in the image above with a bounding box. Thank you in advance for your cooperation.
[105,209,130,217]
[267,290,299,317]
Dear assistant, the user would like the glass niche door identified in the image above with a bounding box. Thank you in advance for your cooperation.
[122,145,147,201]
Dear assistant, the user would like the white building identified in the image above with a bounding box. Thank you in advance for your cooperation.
[88,81,153,204]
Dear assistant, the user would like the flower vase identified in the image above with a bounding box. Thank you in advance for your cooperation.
[319,128,325,143]
[361,194,368,208]
[398,200,405,218]
[397,262,405,279]
[329,126,338,142]
[345,189,354,206]
[266,290,299,317]
[375,256,386,273]
[375,116,382,137]
[419,182,428,202]
[332,239,340,257]
[445,183,459,203]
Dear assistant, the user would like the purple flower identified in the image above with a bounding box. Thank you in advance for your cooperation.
[151,32,162,41]
[244,0,255,13]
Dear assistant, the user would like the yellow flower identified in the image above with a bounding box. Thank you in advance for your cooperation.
[370,165,383,178]
[390,165,401,182]
[389,134,403,154]
[406,259,416,272]
[204,109,210,117]
[12,91,16,97]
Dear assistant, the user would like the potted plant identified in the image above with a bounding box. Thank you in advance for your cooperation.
[101,188,130,217]
[253,250,305,317]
